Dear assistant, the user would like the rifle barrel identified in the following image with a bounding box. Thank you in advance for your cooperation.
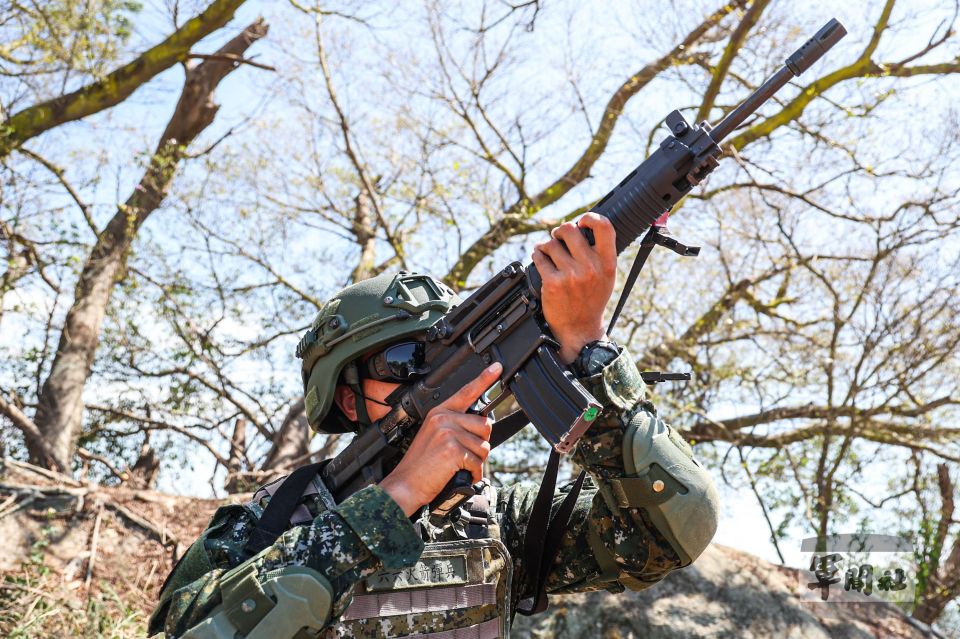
[709,18,846,144]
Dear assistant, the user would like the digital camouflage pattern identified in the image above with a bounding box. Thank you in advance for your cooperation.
[333,536,512,638]
[151,347,691,638]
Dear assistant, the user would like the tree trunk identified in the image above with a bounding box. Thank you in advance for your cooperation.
[350,189,377,283]
[27,20,270,471]
[126,435,160,489]
[260,398,311,473]
[913,463,960,624]
[224,418,248,493]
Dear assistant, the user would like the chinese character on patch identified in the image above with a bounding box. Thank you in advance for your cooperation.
[844,564,874,596]
[878,567,907,592]
[808,553,842,601]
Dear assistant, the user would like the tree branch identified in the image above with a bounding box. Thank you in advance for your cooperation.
[0,389,63,472]
[696,0,772,123]
[444,0,748,286]
[186,53,276,71]
[314,10,408,271]
[727,1,960,150]
[0,0,250,157]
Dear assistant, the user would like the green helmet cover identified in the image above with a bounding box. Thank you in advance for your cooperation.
[296,271,460,433]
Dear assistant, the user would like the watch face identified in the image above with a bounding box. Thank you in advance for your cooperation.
[577,341,620,376]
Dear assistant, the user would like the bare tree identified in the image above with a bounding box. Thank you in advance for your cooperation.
[2,19,270,470]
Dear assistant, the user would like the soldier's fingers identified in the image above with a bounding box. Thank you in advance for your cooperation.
[439,363,503,413]
[439,412,493,440]
[537,237,576,272]
[531,247,558,276]
[458,449,485,484]
[454,429,492,460]
[578,213,616,264]
[552,222,593,264]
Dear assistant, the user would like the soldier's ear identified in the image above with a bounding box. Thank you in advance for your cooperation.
[333,384,358,422]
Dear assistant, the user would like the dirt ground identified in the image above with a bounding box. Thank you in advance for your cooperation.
[0,459,231,638]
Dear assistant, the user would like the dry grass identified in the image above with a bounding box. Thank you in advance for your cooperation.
[0,463,227,638]
[0,520,146,638]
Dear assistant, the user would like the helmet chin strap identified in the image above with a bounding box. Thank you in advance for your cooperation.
[342,362,391,428]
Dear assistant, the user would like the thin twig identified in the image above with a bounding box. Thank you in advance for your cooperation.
[186,53,276,71]
[17,147,98,236]
[105,501,180,548]
[738,446,786,565]
[77,447,129,482]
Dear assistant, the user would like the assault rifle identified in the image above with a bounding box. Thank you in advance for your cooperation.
[322,19,847,516]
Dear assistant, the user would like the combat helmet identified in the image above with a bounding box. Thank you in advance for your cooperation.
[296,271,460,433]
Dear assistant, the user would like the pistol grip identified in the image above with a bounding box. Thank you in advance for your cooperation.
[429,470,475,517]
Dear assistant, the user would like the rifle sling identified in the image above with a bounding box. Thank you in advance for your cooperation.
[489,409,529,448]
[515,450,586,616]
[243,462,325,558]
[607,225,659,334]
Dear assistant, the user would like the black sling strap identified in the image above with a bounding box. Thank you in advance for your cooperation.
[490,409,587,615]
[607,221,699,334]
[515,449,586,616]
[243,461,325,558]
[607,227,660,334]
[489,409,529,448]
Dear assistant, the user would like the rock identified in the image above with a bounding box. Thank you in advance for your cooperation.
[511,544,943,639]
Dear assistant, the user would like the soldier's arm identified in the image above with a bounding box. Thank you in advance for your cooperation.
[149,485,423,638]
[498,346,719,598]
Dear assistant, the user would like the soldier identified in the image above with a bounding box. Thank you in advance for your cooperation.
[149,214,720,638]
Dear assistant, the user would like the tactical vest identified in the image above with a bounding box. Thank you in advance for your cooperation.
[251,476,513,639]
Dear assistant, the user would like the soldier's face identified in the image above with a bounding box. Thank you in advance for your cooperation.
[332,361,402,424]
[359,377,401,421]
[334,339,427,423]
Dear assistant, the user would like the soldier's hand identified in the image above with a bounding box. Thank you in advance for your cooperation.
[531,212,617,365]
[380,363,501,516]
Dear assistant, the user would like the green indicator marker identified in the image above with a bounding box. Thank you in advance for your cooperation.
[583,406,599,422]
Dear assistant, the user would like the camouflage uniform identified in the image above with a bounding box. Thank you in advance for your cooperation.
[150,347,697,637]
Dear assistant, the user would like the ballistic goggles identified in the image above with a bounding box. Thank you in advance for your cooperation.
[360,341,429,382]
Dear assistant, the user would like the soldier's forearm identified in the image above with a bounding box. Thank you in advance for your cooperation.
[570,345,719,574]
[572,346,648,478]
[155,485,424,637]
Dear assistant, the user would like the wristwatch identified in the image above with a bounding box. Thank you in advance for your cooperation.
[571,339,621,378]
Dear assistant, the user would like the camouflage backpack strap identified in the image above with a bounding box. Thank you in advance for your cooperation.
[243,462,325,558]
